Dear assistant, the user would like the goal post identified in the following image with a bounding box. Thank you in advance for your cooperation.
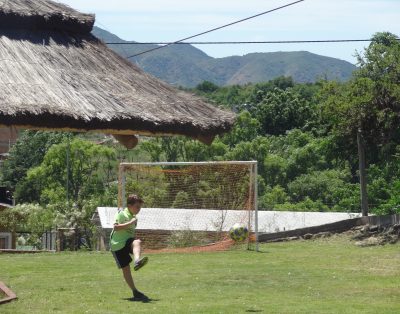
[118,161,259,251]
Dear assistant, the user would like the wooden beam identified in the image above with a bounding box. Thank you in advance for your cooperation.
[0,281,17,304]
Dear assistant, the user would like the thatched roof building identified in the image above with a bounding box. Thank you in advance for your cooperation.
[0,0,235,146]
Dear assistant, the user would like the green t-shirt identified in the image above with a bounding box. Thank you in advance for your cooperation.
[110,208,136,252]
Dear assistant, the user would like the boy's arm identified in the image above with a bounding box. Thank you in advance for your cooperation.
[113,217,137,231]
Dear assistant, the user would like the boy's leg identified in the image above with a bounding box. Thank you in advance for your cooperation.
[132,239,142,262]
[132,239,148,271]
[121,265,137,292]
[122,265,147,300]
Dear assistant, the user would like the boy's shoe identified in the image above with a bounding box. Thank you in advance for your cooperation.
[132,290,149,301]
[134,256,149,271]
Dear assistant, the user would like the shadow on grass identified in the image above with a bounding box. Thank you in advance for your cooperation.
[247,249,270,254]
[246,310,263,313]
[122,297,160,304]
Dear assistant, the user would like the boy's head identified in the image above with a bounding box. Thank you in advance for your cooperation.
[127,194,143,215]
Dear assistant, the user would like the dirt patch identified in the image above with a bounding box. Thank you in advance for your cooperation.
[144,238,236,254]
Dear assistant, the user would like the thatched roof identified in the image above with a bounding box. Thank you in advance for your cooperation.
[0,1,235,144]
[0,0,94,33]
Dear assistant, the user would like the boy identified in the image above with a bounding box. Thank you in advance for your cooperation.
[110,194,149,301]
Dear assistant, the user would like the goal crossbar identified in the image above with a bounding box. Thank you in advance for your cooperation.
[120,161,257,167]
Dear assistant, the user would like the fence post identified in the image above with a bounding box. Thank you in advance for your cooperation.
[254,162,259,252]
[357,129,369,216]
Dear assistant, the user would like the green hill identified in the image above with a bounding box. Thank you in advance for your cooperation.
[93,27,356,87]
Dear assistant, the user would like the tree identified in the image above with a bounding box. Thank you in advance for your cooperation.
[259,185,289,210]
[263,154,288,187]
[16,138,116,206]
[322,32,400,166]
[355,32,400,156]
[11,138,118,249]
[141,138,164,162]
[247,76,295,105]
[224,136,270,171]
[287,169,358,212]
[252,88,316,135]
[1,131,68,188]
[221,111,261,147]
[195,81,219,93]
[141,136,228,162]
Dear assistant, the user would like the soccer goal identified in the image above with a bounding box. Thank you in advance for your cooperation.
[118,161,259,251]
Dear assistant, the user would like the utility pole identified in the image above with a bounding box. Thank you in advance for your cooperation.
[357,129,368,216]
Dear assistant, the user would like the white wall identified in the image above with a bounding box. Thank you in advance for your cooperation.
[97,207,360,233]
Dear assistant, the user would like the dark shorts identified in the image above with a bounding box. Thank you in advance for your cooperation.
[111,238,135,269]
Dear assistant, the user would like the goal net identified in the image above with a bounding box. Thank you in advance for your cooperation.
[118,161,258,252]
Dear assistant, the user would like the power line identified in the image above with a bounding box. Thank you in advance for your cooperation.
[125,0,305,59]
[106,39,385,45]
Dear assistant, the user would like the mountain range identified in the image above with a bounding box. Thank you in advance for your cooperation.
[92,26,357,88]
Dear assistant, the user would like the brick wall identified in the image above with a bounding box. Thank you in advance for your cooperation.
[135,230,172,249]
[136,229,227,250]
[99,228,226,250]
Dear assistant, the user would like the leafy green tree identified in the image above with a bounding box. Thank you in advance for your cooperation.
[247,76,295,105]
[267,130,329,181]
[321,32,400,166]
[16,138,116,206]
[181,139,228,162]
[252,88,316,135]
[0,204,56,248]
[287,169,359,212]
[195,81,219,93]
[11,139,118,249]
[355,32,400,158]
[221,111,261,147]
[1,131,68,188]
[259,185,289,210]
[141,138,164,162]
[0,206,28,232]
[224,136,270,170]
[275,197,330,212]
[374,180,400,215]
[263,154,288,187]
[141,136,228,162]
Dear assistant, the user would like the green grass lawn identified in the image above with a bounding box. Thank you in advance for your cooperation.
[0,235,399,314]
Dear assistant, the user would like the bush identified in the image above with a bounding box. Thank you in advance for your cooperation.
[275,197,330,212]
[259,186,289,210]
[287,169,358,211]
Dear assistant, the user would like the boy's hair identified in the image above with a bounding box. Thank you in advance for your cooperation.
[127,194,144,206]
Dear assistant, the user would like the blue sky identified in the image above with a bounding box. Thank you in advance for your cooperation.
[62,0,399,64]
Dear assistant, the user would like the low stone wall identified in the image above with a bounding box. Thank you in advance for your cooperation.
[258,214,400,243]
